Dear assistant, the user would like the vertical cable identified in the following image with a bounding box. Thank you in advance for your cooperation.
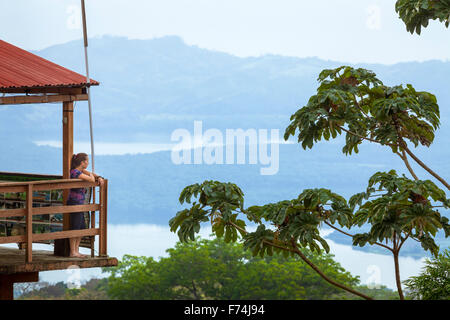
[81,0,95,173]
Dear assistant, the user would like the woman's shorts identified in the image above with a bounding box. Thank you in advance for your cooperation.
[67,199,86,230]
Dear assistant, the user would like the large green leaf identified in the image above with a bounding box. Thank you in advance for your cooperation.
[284,66,441,157]
[396,0,450,34]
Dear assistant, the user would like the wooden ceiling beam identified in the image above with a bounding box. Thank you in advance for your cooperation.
[0,94,89,105]
[0,87,85,94]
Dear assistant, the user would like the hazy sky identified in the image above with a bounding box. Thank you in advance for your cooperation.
[1,0,449,64]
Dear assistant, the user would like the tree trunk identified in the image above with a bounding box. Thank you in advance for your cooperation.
[404,146,450,190]
[393,250,405,300]
[290,240,374,300]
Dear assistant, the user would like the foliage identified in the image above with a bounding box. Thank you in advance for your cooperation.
[350,170,450,257]
[104,237,369,300]
[396,0,450,34]
[404,249,450,299]
[14,282,51,299]
[19,239,398,300]
[171,180,356,259]
[17,279,108,300]
[170,65,450,300]
[355,285,400,300]
[170,172,449,258]
[283,66,440,155]
[170,180,378,299]
[104,255,169,300]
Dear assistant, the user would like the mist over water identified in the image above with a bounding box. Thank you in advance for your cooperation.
[33,138,293,156]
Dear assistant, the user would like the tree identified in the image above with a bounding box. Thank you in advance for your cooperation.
[15,282,50,299]
[170,66,450,300]
[103,237,369,300]
[403,249,450,299]
[159,239,233,299]
[104,255,169,300]
[283,65,447,190]
[17,279,109,300]
[349,170,450,299]
[232,250,360,300]
[396,0,450,34]
[394,1,450,300]
[170,181,373,300]
[283,65,450,299]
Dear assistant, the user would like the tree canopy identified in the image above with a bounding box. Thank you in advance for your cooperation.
[396,0,450,34]
[283,66,440,155]
[170,66,450,300]
[283,66,449,190]
[403,249,450,299]
[104,237,366,300]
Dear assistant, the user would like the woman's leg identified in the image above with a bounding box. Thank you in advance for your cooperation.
[70,237,86,257]
[69,237,78,257]
[75,237,81,255]
[76,237,88,257]
[69,212,87,257]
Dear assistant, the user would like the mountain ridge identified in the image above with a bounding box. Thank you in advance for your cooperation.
[1,35,449,143]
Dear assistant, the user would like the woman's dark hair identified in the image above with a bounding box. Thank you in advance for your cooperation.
[71,153,88,170]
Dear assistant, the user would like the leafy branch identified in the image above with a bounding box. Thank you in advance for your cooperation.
[284,66,449,190]
[349,170,450,299]
[170,171,450,300]
[170,181,374,300]
[396,0,450,34]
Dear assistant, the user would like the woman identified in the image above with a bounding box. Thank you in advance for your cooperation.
[68,153,104,258]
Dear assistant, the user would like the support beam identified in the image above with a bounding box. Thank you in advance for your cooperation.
[55,101,74,257]
[26,184,33,263]
[0,87,84,94]
[62,101,74,230]
[99,180,107,256]
[0,278,13,300]
[0,272,39,300]
[0,94,88,105]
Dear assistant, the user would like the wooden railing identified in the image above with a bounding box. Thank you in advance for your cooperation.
[0,178,108,263]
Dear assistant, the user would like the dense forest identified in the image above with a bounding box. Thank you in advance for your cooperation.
[17,238,399,300]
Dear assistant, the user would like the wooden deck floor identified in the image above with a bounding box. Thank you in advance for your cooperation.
[0,246,118,274]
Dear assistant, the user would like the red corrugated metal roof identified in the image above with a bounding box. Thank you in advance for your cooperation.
[0,40,99,90]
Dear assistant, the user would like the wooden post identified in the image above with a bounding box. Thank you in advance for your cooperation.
[62,101,74,229]
[0,276,13,300]
[104,179,108,255]
[26,184,33,263]
[55,101,74,256]
[0,272,39,300]
[91,187,96,258]
[99,181,107,256]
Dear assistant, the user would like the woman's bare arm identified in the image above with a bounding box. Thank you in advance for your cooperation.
[78,172,95,183]
[82,169,99,178]
[81,169,104,185]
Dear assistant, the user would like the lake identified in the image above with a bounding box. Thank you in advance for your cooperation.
[25,140,431,293]
[34,136,294,156]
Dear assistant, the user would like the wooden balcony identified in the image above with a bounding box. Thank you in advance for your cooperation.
[0,39,112,299]
[0,246,117,275]
[0,173,116,265]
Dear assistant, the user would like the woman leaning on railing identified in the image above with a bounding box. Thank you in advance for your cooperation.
[68,153,104,258]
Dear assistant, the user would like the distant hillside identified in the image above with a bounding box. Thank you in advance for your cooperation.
[0,36,449,144]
